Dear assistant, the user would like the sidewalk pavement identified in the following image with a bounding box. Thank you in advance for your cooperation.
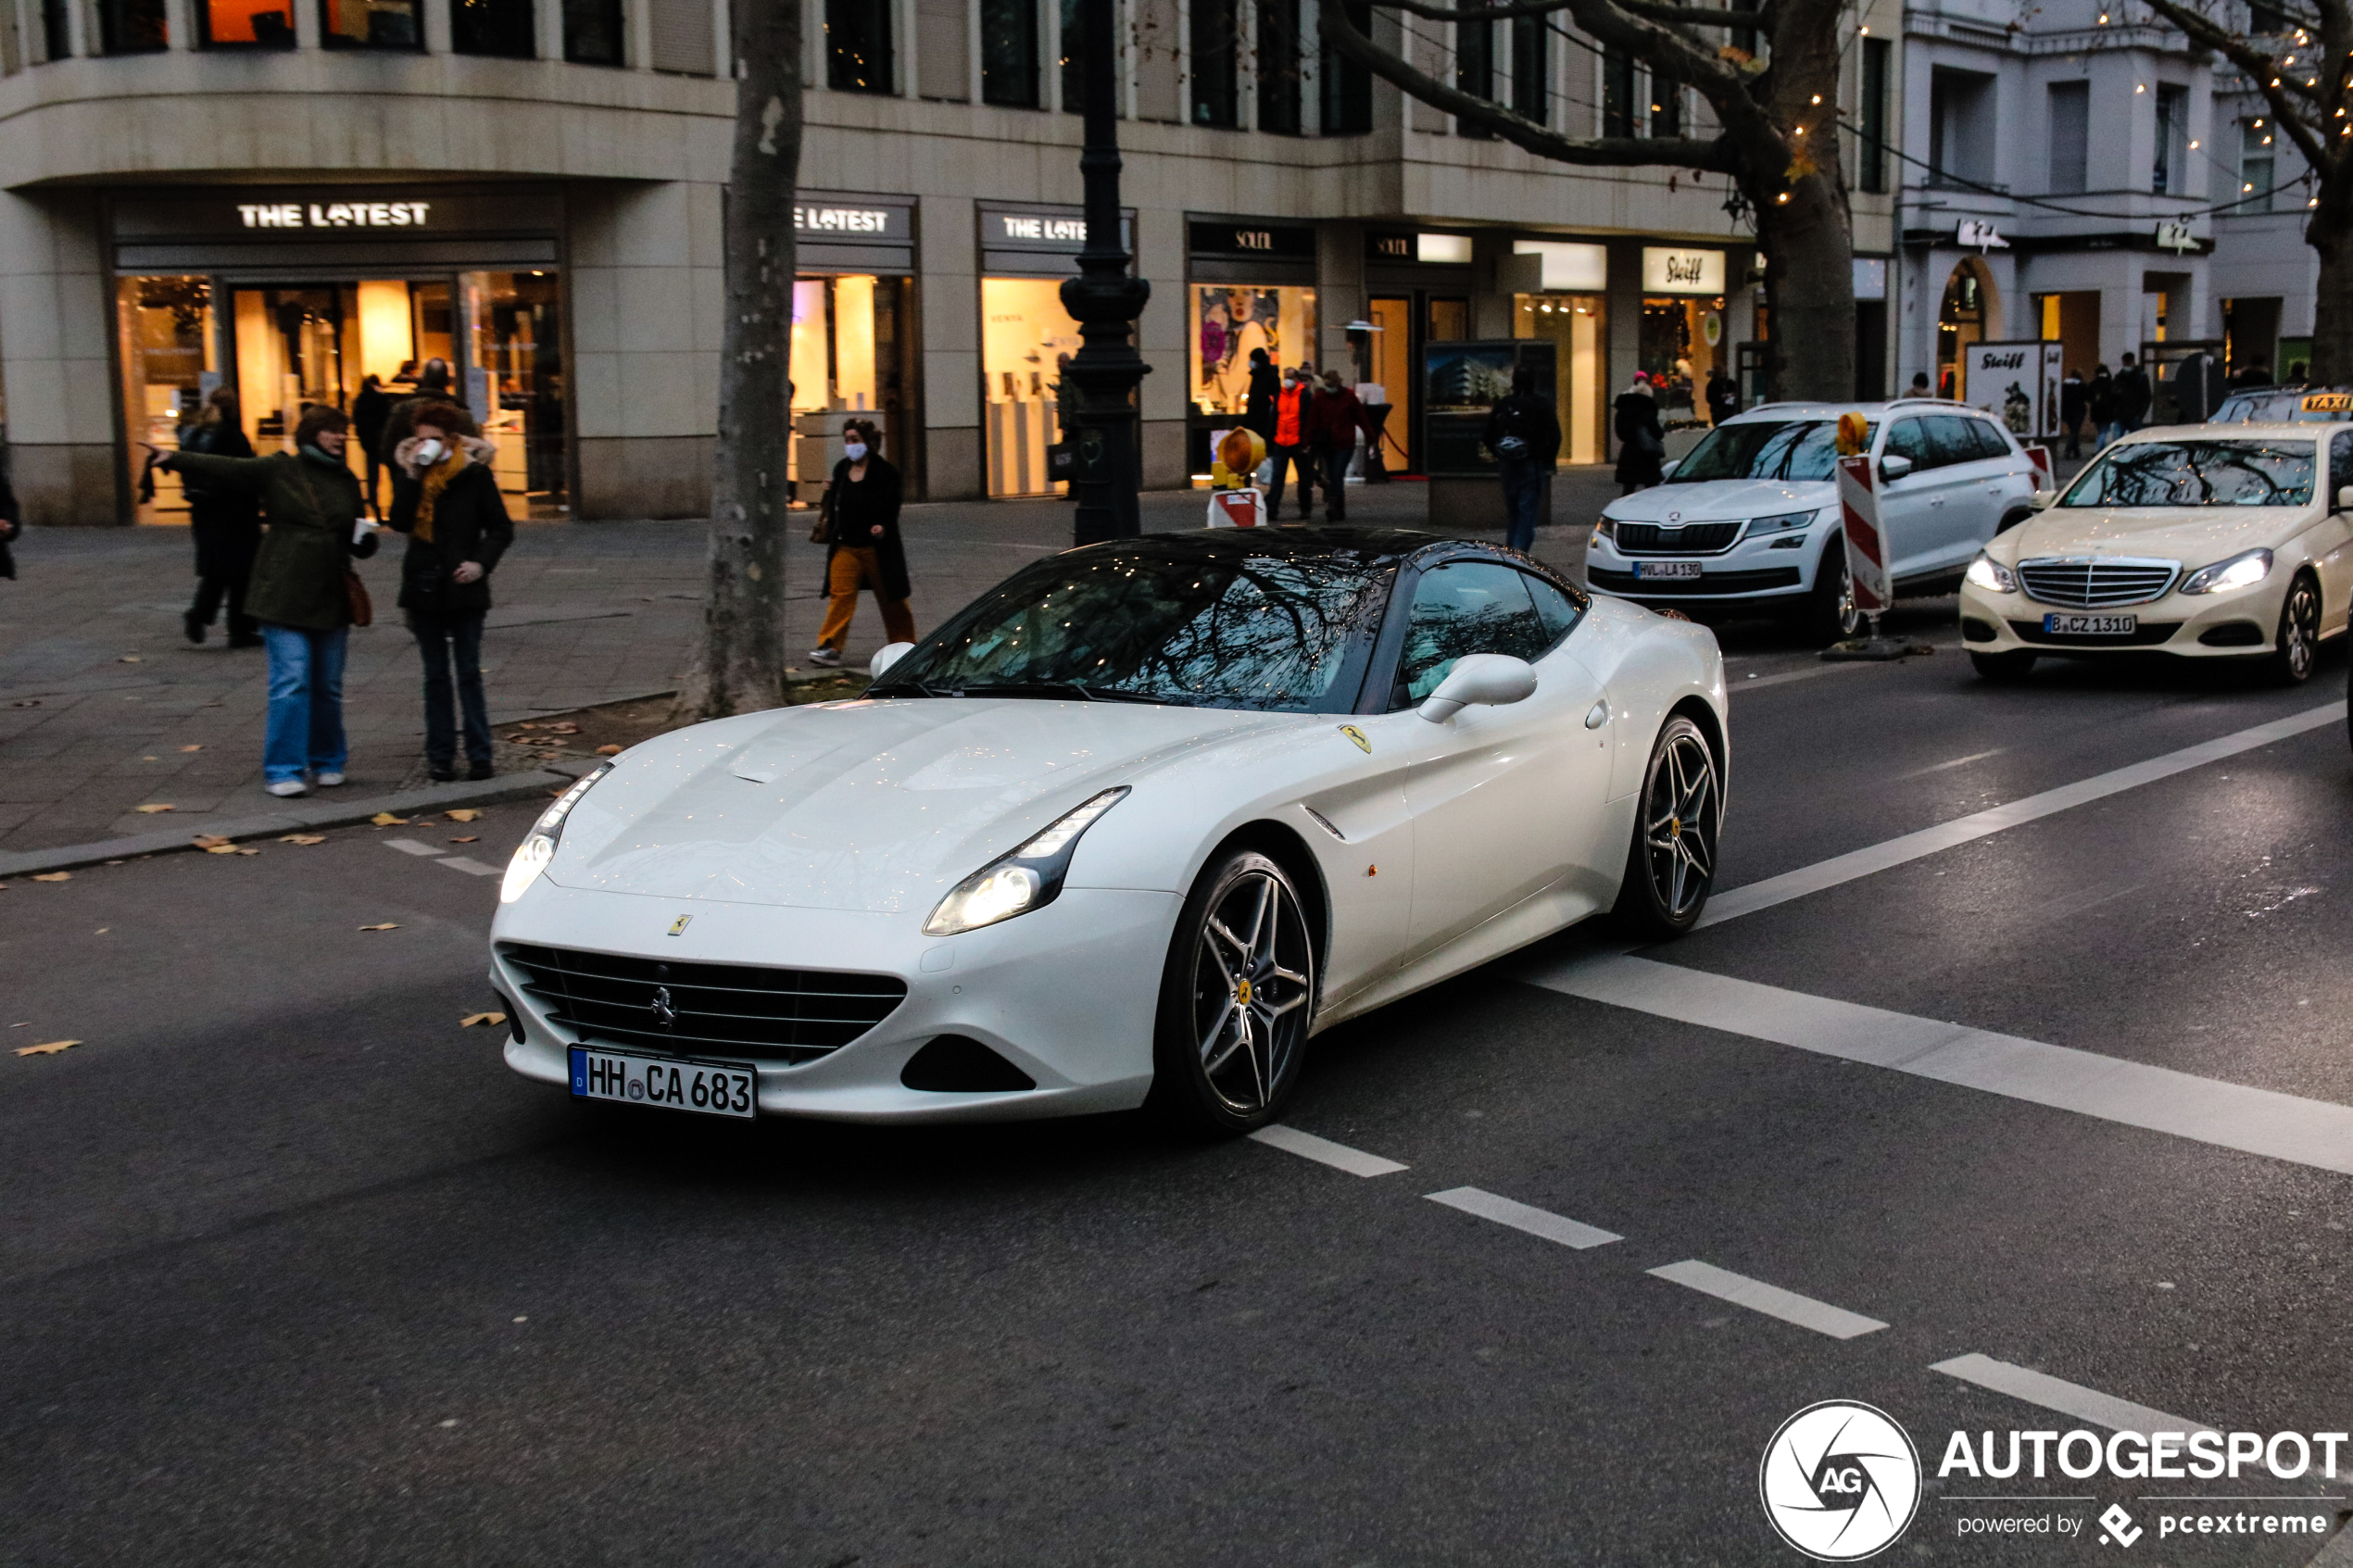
[0,472,1609,856]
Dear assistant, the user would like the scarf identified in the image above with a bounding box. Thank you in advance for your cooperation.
[413,448,464,544]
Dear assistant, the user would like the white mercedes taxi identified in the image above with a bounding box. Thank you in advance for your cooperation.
[1958,423,2353,683]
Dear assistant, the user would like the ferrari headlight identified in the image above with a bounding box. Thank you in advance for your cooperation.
[1964,554,2018,594]
[500,761,613,904]
[2180,548,2272,595]
[1751,508,1816,533]
[925,787,1129,936]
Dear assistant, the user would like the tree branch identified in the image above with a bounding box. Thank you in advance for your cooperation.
[1382,0,1747,23]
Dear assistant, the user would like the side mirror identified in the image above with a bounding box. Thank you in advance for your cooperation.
[1879,453,1914,483]
[2030,489,2057,510]
[869,641,915,678]
[1658,459,1681,481]
[1417,653,1539,723]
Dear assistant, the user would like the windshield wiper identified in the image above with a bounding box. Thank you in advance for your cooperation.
[866,679,954,698]
[952,682,1103,702]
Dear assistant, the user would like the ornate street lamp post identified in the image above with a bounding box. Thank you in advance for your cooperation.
[1058,0,1151,546]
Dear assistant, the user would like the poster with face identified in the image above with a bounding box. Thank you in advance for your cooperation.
[1196,287,1285,413]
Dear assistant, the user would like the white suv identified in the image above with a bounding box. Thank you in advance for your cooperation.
[1588,399,2046,642]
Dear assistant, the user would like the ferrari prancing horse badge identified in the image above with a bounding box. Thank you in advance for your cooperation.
[1339,725,1371,754]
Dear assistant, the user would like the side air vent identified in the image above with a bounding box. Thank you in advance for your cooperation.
[900,1035,1038,1093]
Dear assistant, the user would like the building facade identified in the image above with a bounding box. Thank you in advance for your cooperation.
[1,0,1902,527]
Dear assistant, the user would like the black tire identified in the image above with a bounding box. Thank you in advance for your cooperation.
[1797,537,1861,646]
[1146,849,1317,1136]
[1611,715,1721,940]
[1969,650,2038,683]
[2266,573,2322,685]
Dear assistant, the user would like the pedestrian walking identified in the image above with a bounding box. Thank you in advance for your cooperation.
[808,418,915,670]
[1266,364,1320,520]
[2059,369,2087,458]
[2088,365,2119,449]
[152,407,380,798]
[1705,367,1739,427]
[1908,370,1932,396]
[353,373,394,517]
[1242,348,1279,443]
[1308,369,1371,522]
[2116,352,2152,435]
[2231,356,2272,389]
[389,402,512,783]
[176,387,263,648]
[1485,366,1562,552]
[1613,374,1665,495]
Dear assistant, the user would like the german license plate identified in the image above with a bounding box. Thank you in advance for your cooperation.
[570,1047,756,1118]
[1635,560,1703,580]
[2045,612,2137,635]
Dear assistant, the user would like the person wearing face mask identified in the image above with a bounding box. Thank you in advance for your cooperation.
[148,407,380,797]
[1265,364,1320,521]
[809,418,915,669]
[389,403,513,783]
[1307,369,1371,521]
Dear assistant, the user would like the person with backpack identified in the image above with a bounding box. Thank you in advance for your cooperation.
[389,401,513,782]
[1483,367,1563,551]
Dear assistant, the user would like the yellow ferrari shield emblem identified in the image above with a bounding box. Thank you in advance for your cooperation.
[1339,724,1371,754]
[1236,977,1253,1006]
[668,914,693,936]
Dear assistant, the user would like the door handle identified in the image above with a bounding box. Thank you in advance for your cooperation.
[1585,700,1610,730]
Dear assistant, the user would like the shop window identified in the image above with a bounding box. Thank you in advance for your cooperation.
[1318,0,1372,134]
[561,0,623,63]
[826,0,891,93]
[1190,283,1316,424]
[115,277,217,521]
[1510,14,1545,120]
[789,273,912,491]
[1454,7,1491,135]
[1602,50,1634,137]
[981,278,1083,497]
[40,0,70,57]
[982,0,1039,107]
[198,0,296,44]
[1365,295,1412,470]
[97,0,167,53]
[1257,0,1302,135]
[1514,294,1605,462]
[461,272,568,507]
[1858,38,1890,193]
[1639,295,1726,421]
[453,0,535,56]
[320,0,421,49]
[1189,0,1236,126]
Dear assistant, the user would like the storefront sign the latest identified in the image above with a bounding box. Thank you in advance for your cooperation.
[238,201,432,229]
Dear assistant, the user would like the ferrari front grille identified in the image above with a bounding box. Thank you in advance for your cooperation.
[2016,558,2180,608]
[498,943,907,1063]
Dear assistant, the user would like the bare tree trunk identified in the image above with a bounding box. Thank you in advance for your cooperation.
[2309,188,2352,385]
[674,0,802,721]
[1753,182,1857,402]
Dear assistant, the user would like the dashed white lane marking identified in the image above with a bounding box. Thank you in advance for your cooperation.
[439,857,502,877]
[1696,702,2339,928]
[1423,1186,1621,1249]
[1646,1260,1887,1339]
[1521,953,2353,1178]
[1931,1353,2218,1436]
[384,839,443,857]
[1247,1124,1408,1177]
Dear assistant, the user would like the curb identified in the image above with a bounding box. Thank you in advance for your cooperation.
[0,759,599,881]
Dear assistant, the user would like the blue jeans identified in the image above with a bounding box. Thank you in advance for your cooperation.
[409,611,492,773]
[1499,458,1545,552]
[260,622,349,784]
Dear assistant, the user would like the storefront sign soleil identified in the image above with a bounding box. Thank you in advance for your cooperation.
[1640,247,1724,293]
[238,201,431,229]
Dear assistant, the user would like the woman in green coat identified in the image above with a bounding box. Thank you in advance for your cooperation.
[157,406,380,797]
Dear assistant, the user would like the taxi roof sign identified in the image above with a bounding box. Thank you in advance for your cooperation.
[2301,392,2353,412]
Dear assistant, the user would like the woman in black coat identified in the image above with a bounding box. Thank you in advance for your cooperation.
[388,401,514,782]
[808,418,915,669]
[1613,375,1666,495]
[178,387,263,646]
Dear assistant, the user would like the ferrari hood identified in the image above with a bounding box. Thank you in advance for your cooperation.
[1603,477,1831,524]
[546,697,1295,911]
[1994,506,2313,564]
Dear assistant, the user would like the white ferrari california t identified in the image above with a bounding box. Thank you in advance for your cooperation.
[489,527,1728,1135]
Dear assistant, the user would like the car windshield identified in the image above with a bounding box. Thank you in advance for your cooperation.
[1666,420,1866,483]
[873,549,1392,713]
[2059,440,2317,507]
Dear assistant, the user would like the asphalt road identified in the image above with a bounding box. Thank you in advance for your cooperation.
[5,608,2352,1567]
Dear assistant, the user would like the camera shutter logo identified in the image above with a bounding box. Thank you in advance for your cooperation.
[1758,1400,1921,1560]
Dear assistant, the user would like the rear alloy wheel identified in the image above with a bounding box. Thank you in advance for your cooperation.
[1969,650,2038,683]
[1798,538,1861,646]
[1148,849,1316,1135]
[2266,573,2321,685]
[1611,716,1720,939]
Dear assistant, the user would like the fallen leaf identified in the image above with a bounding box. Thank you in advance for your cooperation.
[448,835,480,844]
[16,1040,80,1057]
[232,847,259,856]
[279,834,326,845]
[459,1012,509,1028]
[142,756,158,761]
[94,928,108,935]
[596,745,623,756]
[191,834,232,848]
[179,744,203,753]
[31,872,70,883]
[545,723,581,735]
[119,655,142,663]
[446,809,481,822]
[203,844,243,855]
[359,922,399,932]
[515,721,541,730]
[134,803,175,814]
[371,813,409,826]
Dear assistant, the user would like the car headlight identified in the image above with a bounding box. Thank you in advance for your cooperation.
[924,787,1130,936]
[1964,554,2018,594]
[2180,548,2272,595]
[500,761,614,904]
[1593,519,1616,543]
[1751,508,1816,533]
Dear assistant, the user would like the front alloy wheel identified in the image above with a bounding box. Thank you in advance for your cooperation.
[1149,850,1316,1135]
[2267,574,2321,685]
[1612,715,1720,938]
[1800,539,1861,645]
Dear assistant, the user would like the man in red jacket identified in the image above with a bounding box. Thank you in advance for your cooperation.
[1308,369,1372,521]
[1266,364,1319,521]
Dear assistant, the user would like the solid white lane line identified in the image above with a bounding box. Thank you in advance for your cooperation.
[1423,1186,1622,1248]
[1931,1353,2218,1436]
[1697,702,2340,928]
[1646,1260,1887,1339]
[1520,952,2353,1178]
[1247,1124,1408,1177]
[1893,746,2008,781]
[384,838,443,857]
[438,857,502,877]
